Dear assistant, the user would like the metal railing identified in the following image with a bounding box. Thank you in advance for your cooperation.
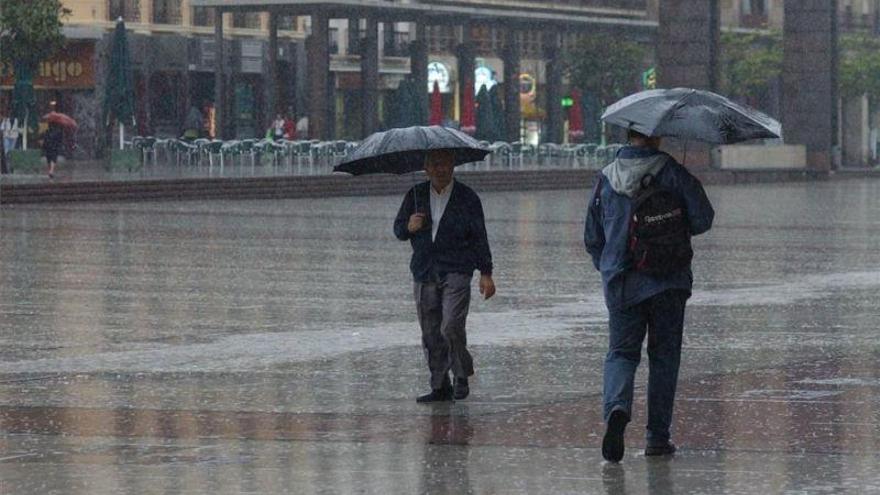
[123,136,623,179]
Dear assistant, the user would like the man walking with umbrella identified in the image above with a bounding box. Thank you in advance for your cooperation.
[585,129,714,462]
[393,148,496,403]
[335,126,496,403]
[586,88,779,463]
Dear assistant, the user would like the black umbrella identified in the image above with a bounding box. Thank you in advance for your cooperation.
[601,88,781,144]
[333,125,489,176]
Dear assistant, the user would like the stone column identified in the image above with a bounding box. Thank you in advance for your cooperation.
[362,18,379,137]
[409,23,429,126]
[214,8,226,139]
[842,95,869,167]
[657,0,719,90]
[306,12,330,140]
[502,33,521,142]
[266,11,279,129]
[543,32,562,144]
[456,31,475,129]
[783,1,838,171]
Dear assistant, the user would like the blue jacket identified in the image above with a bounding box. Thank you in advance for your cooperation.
[394,180,493,282]
[584,146,714,311]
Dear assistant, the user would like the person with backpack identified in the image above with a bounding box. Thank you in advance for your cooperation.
[584,129,714,463]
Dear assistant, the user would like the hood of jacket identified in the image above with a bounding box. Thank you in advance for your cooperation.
[602,146,669,197]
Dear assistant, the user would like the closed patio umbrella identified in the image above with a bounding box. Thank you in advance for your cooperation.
[103,19,136,150]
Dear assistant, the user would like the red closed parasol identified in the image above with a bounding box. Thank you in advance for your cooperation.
[429,80,443,126]
[460,77,476,135]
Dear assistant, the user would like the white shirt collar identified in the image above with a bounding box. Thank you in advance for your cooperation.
[430,179,454,197]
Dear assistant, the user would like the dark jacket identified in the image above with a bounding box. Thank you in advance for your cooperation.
[394,180,493,282]
[585,146,714,311]
[42,123,63,154]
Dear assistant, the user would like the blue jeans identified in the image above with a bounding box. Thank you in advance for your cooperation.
[603,289,688,446]
[3,137,16,155]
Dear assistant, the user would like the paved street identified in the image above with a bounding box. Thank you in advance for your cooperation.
[1,178,879,494]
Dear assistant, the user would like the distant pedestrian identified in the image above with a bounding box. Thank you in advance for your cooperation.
[584,129,714,462]
[283,110,296,140]
[42,121,63,179]
[269,114,285,141]
[393,149,496,403]
[2,116,20,156]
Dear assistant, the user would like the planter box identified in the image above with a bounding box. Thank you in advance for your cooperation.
[108,149,142,172]
[713,144,807,170]
[8,150,44,173]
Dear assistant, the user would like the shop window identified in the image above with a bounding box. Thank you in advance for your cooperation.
[232,12,261,30]
[153,0,181,25]
[108,0,141,22]
[150,72,180,130]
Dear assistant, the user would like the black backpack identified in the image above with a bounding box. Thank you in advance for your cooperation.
[627,173,693,276]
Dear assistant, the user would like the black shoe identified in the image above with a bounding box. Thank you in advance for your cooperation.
[453,378,469,400]
[602,409,629,463]
[416,386,453,403]
[644,441,676,457]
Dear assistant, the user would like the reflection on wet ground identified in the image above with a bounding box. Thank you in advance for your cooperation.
[1,179,880,493]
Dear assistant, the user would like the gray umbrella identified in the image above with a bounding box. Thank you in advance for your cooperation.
[334,125,489,175]
[602,88,781,144]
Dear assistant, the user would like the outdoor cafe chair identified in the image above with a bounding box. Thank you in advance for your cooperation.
[131,136,157,169]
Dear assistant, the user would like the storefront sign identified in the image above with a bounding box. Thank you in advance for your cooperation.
[0,42,95,89]
[519,73,536,102]
[428,62,450,93]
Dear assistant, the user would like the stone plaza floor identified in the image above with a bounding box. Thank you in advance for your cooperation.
[1,178,880,494]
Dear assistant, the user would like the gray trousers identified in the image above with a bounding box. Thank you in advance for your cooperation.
[414,272,475,390]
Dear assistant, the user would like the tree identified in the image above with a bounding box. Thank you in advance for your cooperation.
[0,0,69,70]
[564,33,648,109]
[838,33,880,101]
[719,31,783,106]
[0,0,70,131]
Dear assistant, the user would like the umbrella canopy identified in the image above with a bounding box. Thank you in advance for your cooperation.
[429,81,443,126]
[10,63,37,129]
[475,84,494,142]
[103,20,135,126]
[602,88,781,144]
[568,88,585,143]
[488,85,505,142]
[333,125,490,175]
[460,77,476,135]
[43,111,78,129]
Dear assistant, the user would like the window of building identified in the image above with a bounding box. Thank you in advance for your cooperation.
[426,25,455,54]
[278,15,297,31]
[741,0,767,28]
[232,12,262,30]
[522,31,541,58]
[153,0,181,25]
[108,0,141,22]
[192,7,215,27]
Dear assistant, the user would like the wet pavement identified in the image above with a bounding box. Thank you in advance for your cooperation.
[1,178,880,494]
